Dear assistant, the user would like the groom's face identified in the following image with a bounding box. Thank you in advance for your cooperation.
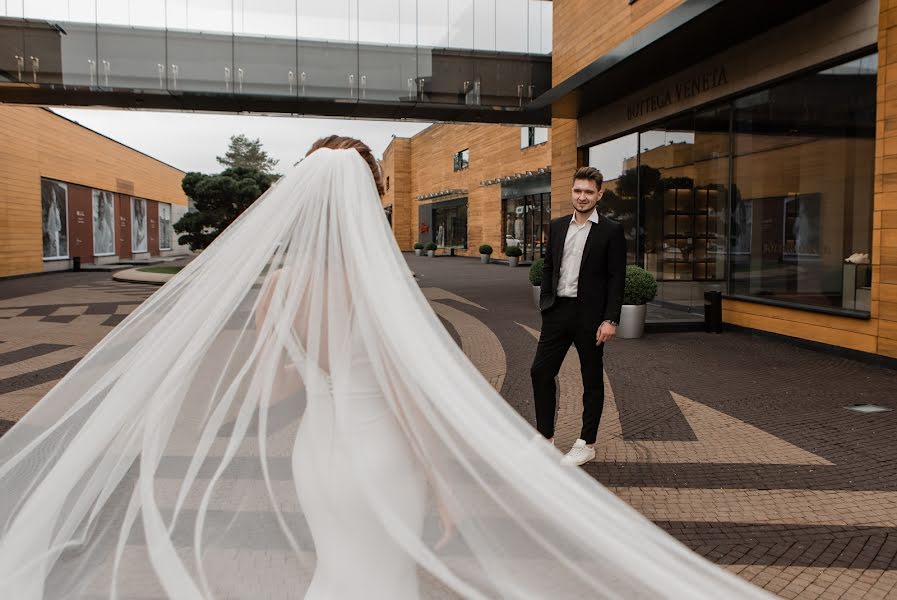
[571,179,602,215]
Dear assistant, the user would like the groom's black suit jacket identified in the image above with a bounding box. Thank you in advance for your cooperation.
[539,214,627,329]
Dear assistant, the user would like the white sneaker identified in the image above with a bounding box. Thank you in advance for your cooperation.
[561,439,595,466]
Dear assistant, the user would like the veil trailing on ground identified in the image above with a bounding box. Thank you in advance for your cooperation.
[0,149,771,599]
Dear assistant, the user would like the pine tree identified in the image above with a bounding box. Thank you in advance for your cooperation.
[173,167,274,251]
[216,134,279,174]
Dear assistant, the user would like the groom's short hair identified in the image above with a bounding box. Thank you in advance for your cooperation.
[573,167,603,189]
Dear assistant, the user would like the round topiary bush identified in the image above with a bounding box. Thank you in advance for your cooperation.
[414,242,424,250]
[425,242,438,252]
[505,245,523,258]
[479,244,493,255]
[623,265,658,305]
[529,259,544,286]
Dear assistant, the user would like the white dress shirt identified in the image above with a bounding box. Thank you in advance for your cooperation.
[556,209,600,298]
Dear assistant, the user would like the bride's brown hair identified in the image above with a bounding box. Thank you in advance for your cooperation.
[306,135,384,196]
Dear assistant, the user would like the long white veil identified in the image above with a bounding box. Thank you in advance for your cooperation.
[0,149,772,599]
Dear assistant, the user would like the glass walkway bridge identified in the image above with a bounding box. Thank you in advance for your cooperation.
[0,1,551,124]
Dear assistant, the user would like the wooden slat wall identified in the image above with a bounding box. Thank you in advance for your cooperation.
[0,106,187,277]
[384,124,551,256]
[382,138,413,250]
[872,0,897,358]
[552,0,685,86]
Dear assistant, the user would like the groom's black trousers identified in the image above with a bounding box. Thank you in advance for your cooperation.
[530,297,605,444]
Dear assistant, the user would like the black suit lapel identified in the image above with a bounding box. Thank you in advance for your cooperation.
[554,219,571,273]
[578,221,602,279]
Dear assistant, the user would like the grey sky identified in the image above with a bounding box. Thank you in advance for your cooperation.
[52,108,431,173]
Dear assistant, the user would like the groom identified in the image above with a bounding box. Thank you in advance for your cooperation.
[531,166,626,466]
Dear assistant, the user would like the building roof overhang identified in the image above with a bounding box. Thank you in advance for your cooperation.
[531,0,828,119]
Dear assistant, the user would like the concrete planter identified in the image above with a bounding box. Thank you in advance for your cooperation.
[480,254,491,264]
[617,304,647,339]
[414,249,422,256]
[508,257,519,268]
[427,250,435,257]
[532,286,541,309]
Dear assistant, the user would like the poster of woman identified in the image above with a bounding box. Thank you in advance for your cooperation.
[159,203,172,250]
[131,197,148,253]
[41,179,69,260]
[92,190,115,256]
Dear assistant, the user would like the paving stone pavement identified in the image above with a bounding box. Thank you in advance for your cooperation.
[1,257,896,599]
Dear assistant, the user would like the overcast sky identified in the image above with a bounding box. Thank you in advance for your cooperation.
[52,108,431,173]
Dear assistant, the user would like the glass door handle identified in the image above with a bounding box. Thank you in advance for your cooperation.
[300,71,307,96]
[348,74,354,97]
[170,64,179,90]
[102,60,110,87]
[360,75,366,100]
[288,70,294,94]
[14,55,24,82]
[157,64,165,89]
[224,67,231,92]
[237,68,244,93]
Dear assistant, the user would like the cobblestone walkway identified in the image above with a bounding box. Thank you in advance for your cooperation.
[1,258,896,599]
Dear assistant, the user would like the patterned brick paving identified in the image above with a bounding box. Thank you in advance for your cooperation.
[1,258,896,598]
[407,254,897,598]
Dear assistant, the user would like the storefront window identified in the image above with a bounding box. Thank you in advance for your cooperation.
[502,192,551,260]
[588,133,638,263]
[432,201,467,248]
[640,105,730,308]
[585,52,875,315]
[731,53,876,312]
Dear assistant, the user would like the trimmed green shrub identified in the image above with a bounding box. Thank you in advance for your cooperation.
[413,242,424,250]
[425,242,438,252]
[505,245,523,258]
[623,265,658,305]
[529,259,544,286]
[479,244,493,255]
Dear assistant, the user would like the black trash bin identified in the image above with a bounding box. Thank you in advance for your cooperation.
[72,257,81,272]
[704,290,722,333]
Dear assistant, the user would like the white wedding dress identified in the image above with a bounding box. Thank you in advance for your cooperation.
[292,318,427,599]
[0,149,773,599]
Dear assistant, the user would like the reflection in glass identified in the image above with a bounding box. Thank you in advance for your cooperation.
[731,53,876,312]
[235,34,297,97]
[589,132,638,263]
[502,192,550,260]
[640,106,729,309]
[97,25,166,91]
[167,30,234,93]
[432,201,468,248]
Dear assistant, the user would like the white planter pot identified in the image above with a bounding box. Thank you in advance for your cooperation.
[617,304,647,339]
[414,249,422,256]
[427,250,435,257]
[532,286,540,309]
[508,257,519,268]
[480,254,491,264]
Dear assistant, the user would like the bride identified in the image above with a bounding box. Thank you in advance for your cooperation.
[0,136,772,599]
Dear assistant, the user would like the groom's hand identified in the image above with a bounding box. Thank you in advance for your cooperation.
[596,321,616,345]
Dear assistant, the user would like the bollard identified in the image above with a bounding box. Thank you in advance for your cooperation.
[703,290,722,334]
